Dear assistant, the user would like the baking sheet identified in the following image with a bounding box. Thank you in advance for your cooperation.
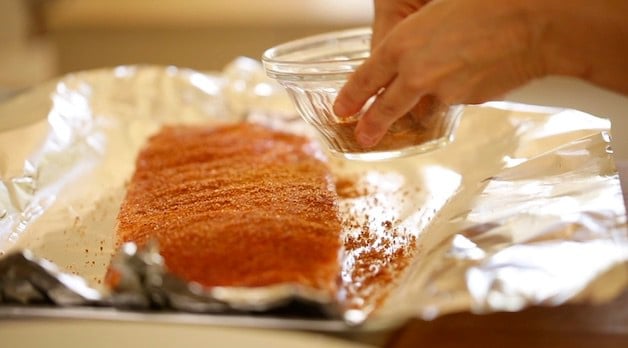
[0,60,626,330]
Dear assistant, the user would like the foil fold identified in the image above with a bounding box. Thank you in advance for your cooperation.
[107,241,337,317]
[0,242,337,319]
[0,250,100,306]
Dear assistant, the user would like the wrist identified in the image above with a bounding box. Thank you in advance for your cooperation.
[530,0,628,93]
[532,1,590,77]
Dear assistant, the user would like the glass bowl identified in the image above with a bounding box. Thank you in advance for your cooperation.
[262,27,461,161]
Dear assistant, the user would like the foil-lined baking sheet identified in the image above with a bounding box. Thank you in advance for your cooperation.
[0,59,627,330]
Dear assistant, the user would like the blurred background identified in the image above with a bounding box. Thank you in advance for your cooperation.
[0,0,371,99]
[0,0,626,159]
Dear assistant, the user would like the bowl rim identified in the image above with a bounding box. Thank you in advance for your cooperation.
[261,27,371,79]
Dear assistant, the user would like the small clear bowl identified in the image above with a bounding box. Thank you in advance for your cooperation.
[262,27,461,161]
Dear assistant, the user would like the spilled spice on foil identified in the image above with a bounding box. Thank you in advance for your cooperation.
[335,176,418,313]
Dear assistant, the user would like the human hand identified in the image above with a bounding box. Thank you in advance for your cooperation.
[334,0,547,148]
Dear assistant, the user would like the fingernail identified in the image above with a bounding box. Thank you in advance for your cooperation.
[357,131,377,148]
[333,99,349,116]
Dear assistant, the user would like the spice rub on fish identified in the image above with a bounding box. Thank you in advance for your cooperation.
[114,123,342,294]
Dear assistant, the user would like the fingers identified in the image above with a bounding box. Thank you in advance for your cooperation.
[372,15,400,49]
[372,0,396,48]
[372,0,404,49]
[372,0,430,48]
[333,48,396,117]
[334,1,430,118]
[355,76,423,148]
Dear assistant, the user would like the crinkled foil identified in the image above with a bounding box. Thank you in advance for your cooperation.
[0,59,627,331]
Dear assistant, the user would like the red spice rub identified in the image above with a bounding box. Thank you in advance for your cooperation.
[114,123,342,294]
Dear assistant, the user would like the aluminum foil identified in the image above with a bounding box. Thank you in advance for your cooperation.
[0,59,627,330]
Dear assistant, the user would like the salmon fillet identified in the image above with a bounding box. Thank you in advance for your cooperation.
[114,123,341,295]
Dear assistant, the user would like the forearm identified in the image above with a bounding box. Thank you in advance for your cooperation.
[534,0,628,94]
